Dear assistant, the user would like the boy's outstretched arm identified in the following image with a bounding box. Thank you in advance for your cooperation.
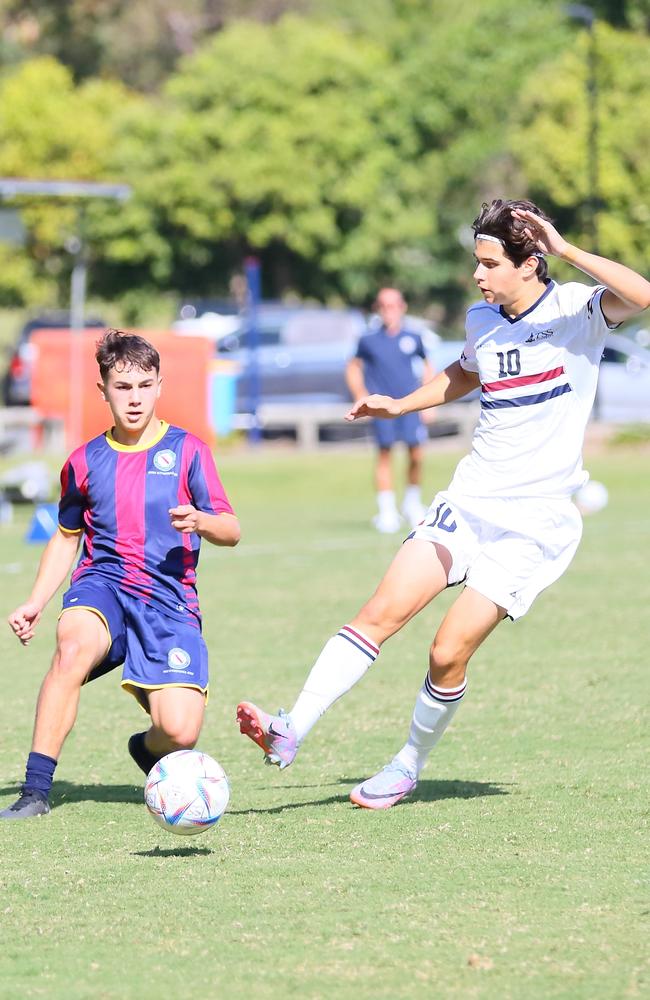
[8,528,81,645]
[346,361,480,422]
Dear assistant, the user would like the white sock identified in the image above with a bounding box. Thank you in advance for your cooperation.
[377,490,398,516]
[289,625,380,743]
[394,674,467,776]
[403,485,422,508]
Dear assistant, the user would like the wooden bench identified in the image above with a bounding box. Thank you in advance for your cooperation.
[233,400,479,449]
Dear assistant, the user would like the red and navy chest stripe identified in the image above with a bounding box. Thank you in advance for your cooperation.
[481,366,572,409]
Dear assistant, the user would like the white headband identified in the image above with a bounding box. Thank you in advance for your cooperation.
[474,232,545,258]
[475,233,504,246]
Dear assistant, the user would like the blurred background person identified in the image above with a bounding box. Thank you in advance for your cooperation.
[346,287,435,533]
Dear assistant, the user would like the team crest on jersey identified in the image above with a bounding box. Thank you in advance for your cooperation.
[167,647,191,670]
[398,335,417,355]
[153,449,177,472]
[524,329,555,344]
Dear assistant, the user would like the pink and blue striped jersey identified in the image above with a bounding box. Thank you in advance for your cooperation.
[58,422,234,623]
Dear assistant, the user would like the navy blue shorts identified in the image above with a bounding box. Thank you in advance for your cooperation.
[373,413,427,449]
[60,578,209,712]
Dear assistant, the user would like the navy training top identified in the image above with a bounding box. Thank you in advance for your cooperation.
[355,325,427,397]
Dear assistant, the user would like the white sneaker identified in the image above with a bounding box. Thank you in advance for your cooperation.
[372,512,402,534]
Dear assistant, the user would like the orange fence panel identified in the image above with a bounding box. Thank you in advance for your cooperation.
[31,329,215,449]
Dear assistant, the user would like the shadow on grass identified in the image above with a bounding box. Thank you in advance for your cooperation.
[411,778,511,804]
[1,778,511,817]
[0,781,142,807]
[132,846,213,858]
[230,779,511,815]
[229,793,349,815]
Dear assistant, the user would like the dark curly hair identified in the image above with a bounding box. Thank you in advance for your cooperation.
[95,329,160,382]
[472,199,552,281]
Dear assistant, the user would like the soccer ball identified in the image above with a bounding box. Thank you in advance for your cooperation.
[144,749,230,837]
[574,479,609,515]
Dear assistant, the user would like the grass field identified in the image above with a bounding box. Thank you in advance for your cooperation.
[0,444,648,999]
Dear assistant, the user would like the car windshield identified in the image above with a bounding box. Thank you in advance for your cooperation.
[216,307,364,352]
[282,310,362,345]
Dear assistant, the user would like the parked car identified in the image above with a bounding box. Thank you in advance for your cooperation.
[596,330,650,422]
[174,303,451,440]
[2,312,106,406]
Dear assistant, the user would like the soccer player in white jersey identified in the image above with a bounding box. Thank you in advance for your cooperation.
[236,198,650,809]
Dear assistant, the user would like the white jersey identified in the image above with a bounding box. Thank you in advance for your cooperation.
[450,280,613,500]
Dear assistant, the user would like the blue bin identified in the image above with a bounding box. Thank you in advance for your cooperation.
[209,360,240,437]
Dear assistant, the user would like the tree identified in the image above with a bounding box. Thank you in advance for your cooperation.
[2,3,647,318]
[512,22,650,277]
[0,0,310,90]
[0,57,134,305]
[93,2,572,310]
[95,15,436,303]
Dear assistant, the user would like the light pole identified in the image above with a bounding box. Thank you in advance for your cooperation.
[244,256,262,445]
[565,5,602,421]
[0,179,131,447]
[565,4,599,255]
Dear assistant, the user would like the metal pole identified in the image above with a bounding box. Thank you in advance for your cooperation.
[244,256,262,444]
[68,224,87,450]
[586,20,602,420]
[565,6,601,419]
[0,179,131,448]
[586,23,599,256]
[564,6,599,253]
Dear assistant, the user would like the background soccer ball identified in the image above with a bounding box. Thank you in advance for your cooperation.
[144,749,230,836]
[573,479,609,515]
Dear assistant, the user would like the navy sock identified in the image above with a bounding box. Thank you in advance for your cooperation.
[128,732,160,775]
[24,752,57,799]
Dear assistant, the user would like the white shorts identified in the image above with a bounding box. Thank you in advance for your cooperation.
[409,491,583,620]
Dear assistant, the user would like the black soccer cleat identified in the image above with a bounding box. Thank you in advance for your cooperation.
[128,732,160,776]
[0,787,51,820]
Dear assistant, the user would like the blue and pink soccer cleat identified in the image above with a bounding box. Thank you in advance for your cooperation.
[349,760,417,809]
[236,702,298,769]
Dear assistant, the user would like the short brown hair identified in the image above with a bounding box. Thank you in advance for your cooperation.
[472,199,552,280]
[95,329,160,382]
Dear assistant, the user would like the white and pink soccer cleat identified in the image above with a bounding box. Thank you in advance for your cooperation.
[349,760,417,809]
[236,701,298,769]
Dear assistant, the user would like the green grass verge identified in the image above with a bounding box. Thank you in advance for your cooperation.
[0,446,647,999]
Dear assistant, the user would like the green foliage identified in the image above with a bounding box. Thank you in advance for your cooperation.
[0,1,310,90]
[113,15,435,301]
[0,2,648,314]
[93,2,571,306]
[513,23,650,274]
[384,0,571,309]
[0,57,137,305]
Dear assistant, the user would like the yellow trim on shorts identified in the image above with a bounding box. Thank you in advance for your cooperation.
[121,679,209,714]
[58,523,83,535]
[105,420,169,453]
[59,605,112,645]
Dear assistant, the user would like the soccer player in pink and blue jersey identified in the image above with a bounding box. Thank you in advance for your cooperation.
[237,199,650,809]
[1,329,239,820]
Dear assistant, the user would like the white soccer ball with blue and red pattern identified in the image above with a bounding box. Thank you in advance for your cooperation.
[144,749,230,836]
